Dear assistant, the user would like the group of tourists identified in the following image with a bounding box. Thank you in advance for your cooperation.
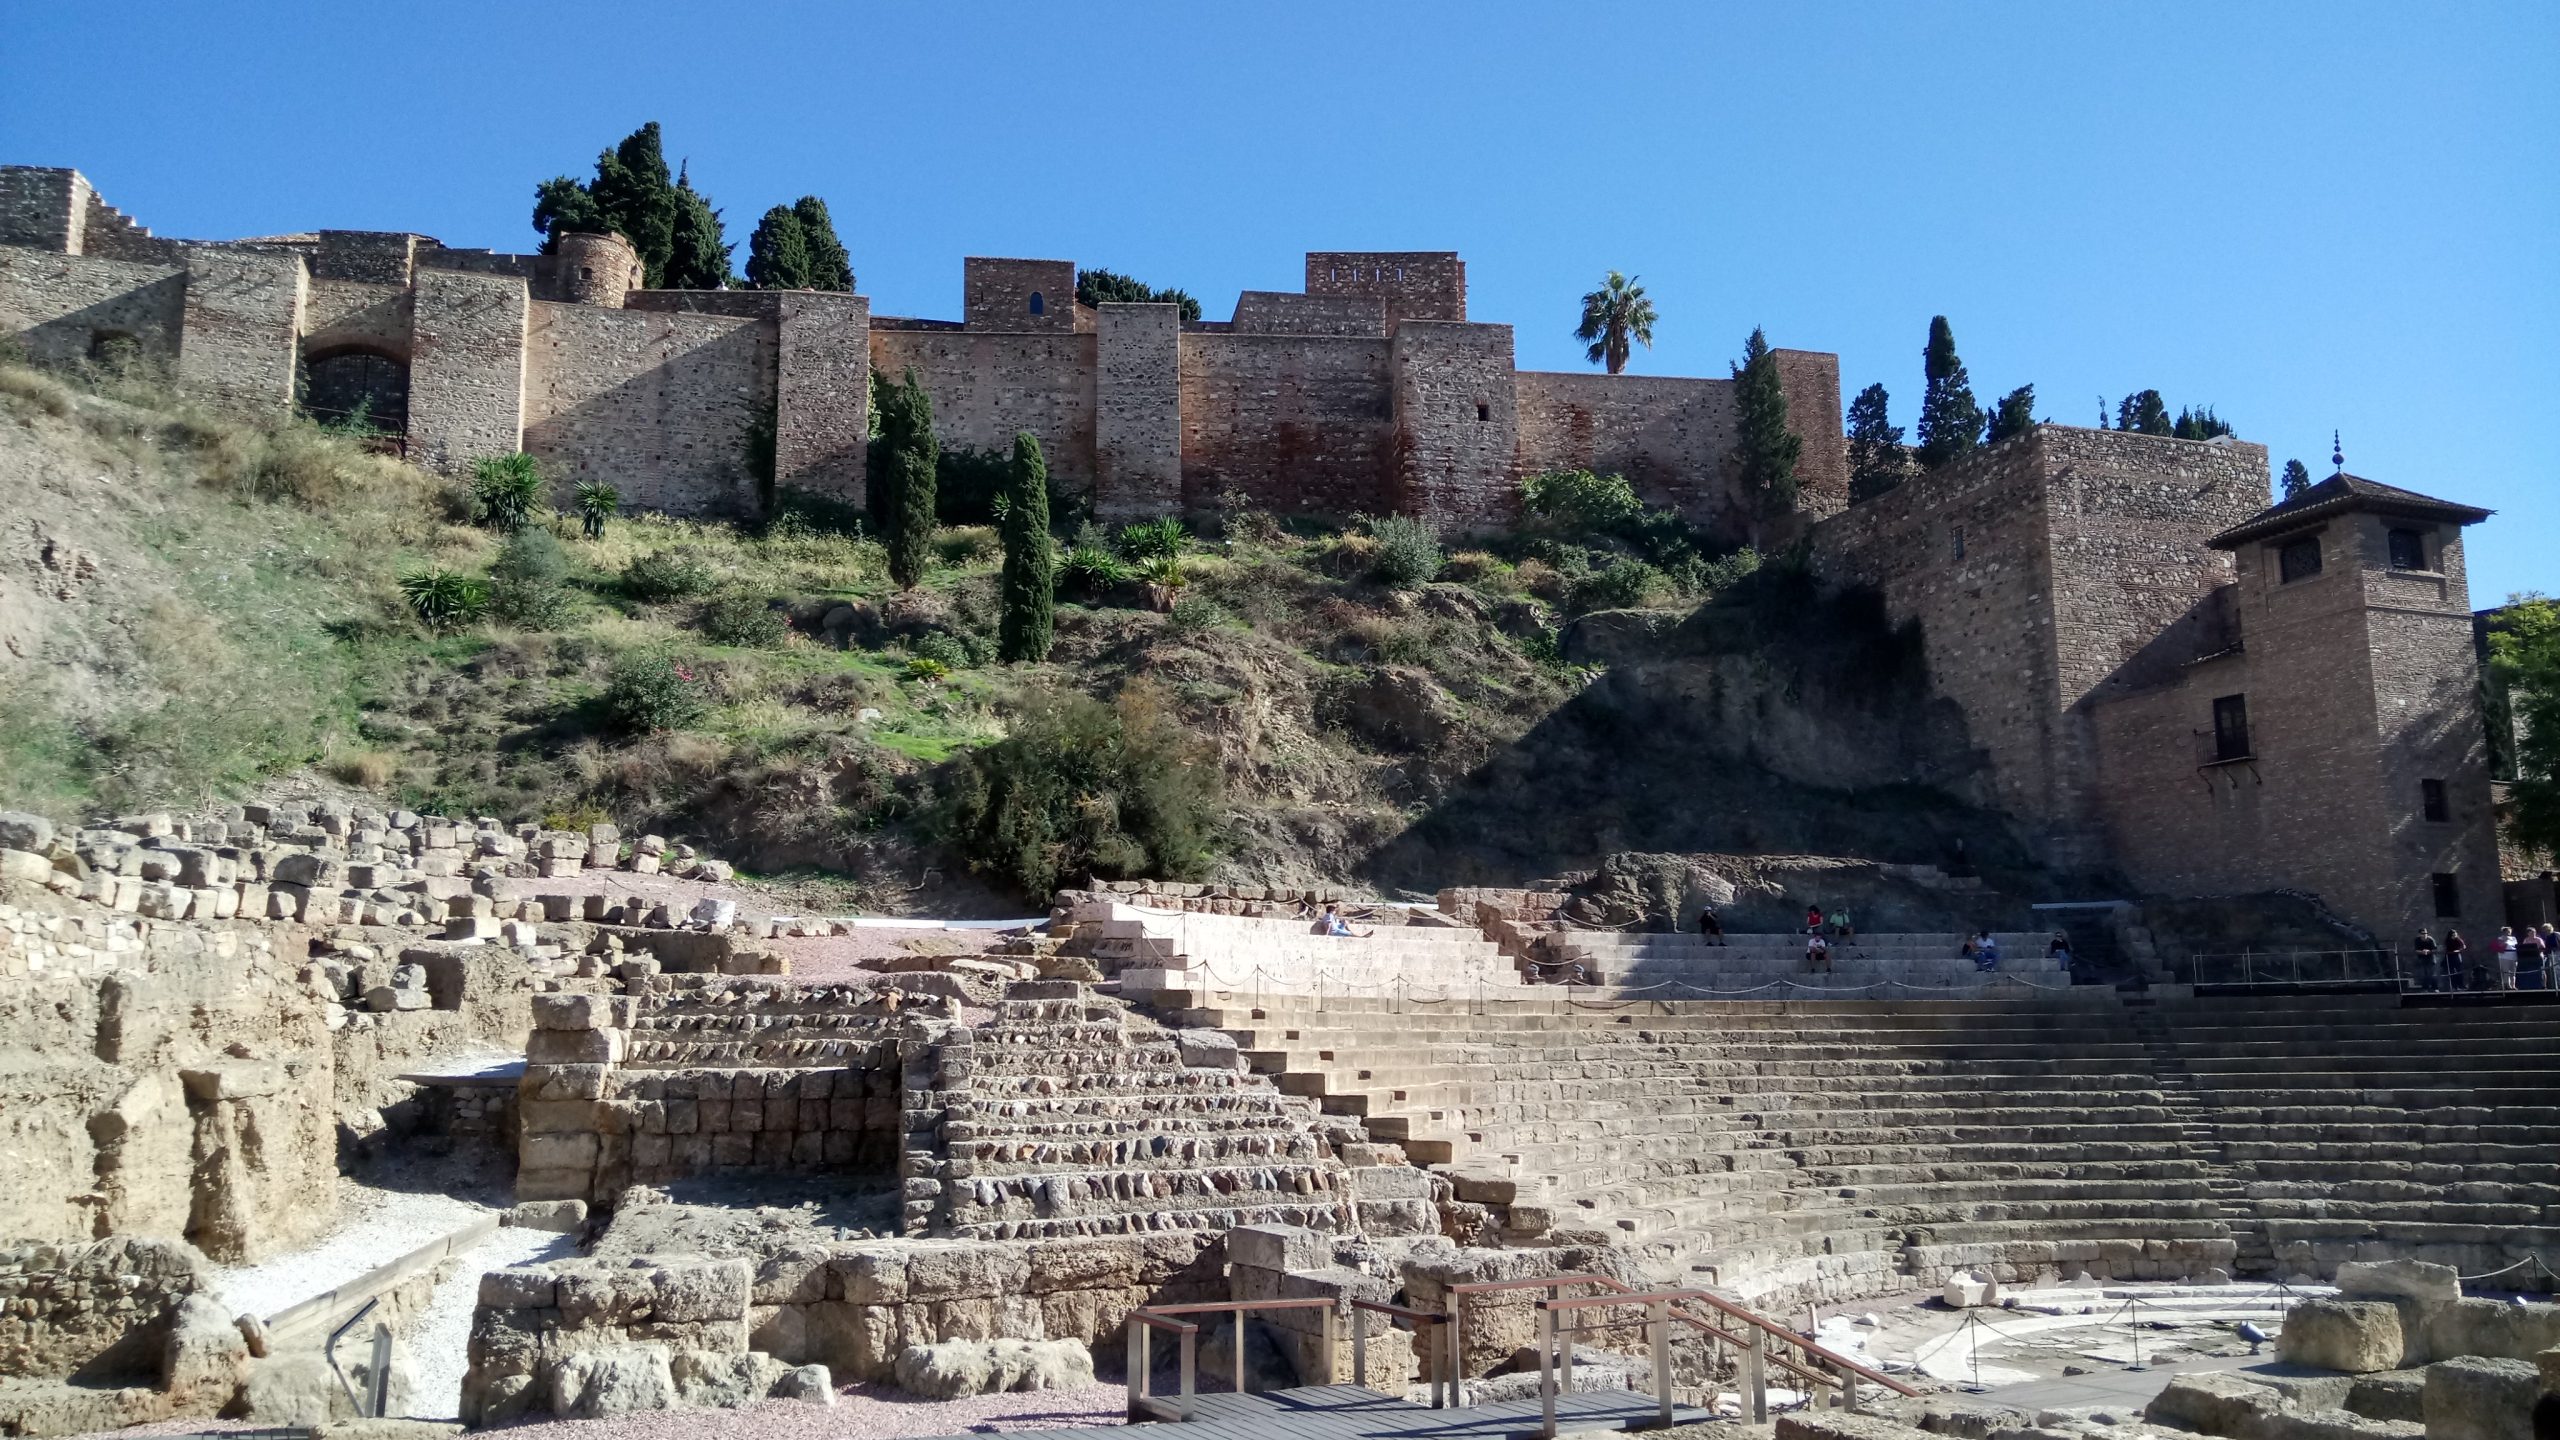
[2411,924,2558,991]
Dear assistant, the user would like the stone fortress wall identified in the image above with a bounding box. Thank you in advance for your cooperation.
[0,165,1844,538]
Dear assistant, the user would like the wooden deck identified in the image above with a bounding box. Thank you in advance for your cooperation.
[918,1382,1717,1438]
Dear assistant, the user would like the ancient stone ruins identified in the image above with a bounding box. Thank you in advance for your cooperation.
[3,162,2557,1440]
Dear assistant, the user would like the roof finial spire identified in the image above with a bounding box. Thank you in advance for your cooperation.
[2331,430,2344,475]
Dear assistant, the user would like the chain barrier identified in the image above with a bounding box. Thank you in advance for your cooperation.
[2455,1253,2560,1286]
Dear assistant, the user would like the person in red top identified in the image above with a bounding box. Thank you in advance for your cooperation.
[1804,904,1825,934]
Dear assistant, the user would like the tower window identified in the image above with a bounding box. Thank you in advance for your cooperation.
[1027,292,1044,316]
[1476,402,1490,422]
[2421,778,2448,822]
[2388,528,2427,571]
[580,266,594,280]
[2211,694,2251,762]
[2278,535,2323,583]
[1949,525,1965,561]
[2431,872,2461,918]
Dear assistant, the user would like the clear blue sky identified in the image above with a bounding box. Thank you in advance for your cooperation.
[6,2,2551,600]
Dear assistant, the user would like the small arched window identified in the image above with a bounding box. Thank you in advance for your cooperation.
[1476,402,1490,422]
[1027,291,1045,316]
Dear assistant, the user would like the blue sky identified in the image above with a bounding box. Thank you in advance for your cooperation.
[6,2,2552,600]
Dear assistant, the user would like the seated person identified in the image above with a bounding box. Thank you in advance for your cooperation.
[2049,933,2075,969]
[1973,932,2001,973]
[1831,907,1855,942]
[1805,932,1833,972]
[1804,904,1826,934]
[1316,904,1372,939]
[1697,904,1726,945]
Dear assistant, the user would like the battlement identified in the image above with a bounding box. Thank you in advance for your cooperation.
[1306,249,1466,323]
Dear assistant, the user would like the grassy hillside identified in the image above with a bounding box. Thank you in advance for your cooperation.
[0,363,2030,910]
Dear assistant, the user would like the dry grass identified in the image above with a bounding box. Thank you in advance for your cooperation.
[326,749,398,789]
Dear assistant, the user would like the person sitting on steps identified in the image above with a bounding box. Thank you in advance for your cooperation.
[1831,907,1855,943]
[1316,904,1372,939]
[1805,930,1833,974]
[1972,932,2001,973]
[1697,903,1726,946]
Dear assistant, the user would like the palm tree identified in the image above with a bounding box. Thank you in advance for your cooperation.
[1575,270,1656,375]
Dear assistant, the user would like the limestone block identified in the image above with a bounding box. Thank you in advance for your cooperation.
[2421,1356,2539,1440]
[163,1294,251,1411]
[2281,1300,2408,1374]
[533,993,616,1030]
[271,853,339,887]
[527,1028,626,1064]
[2347,1370,2430,1423]
[548,1344,677,1418]
[1176,1028,1242,1070]
[652,1259,752,1323]
[690,898,738,929]
[1446,1169,1518,1205]
[2337,1259,2461,1308]
[181,1063,284,1101]
[0,812,55,851]
[447,916,502,941]
[2147,1372,2288,1436]
[891,1338,1093,1399]
[1943,1272,2001,1308]
[669,1350,787,1409]
[1348,1166,1432,1201]
[632,854,662,875]
[521,1132,601,1171]
[0,848,51,882]
[241,1351,359,1426]
[479,1267,560,1308]
[1227,1223,1327,1275]
[504,1200,588,1234]
[771,1363,833,1404]
[524,1064,612,1100]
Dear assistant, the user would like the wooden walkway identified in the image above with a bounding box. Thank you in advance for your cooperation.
[918,1383,1717,1438]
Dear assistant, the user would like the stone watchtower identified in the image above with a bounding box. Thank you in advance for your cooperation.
[554,231,640,307]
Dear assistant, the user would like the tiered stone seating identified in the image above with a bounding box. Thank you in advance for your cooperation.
[1185,994,2226,1306]
[2153,994,2560,1279]
[916,984,1368,1241]
[1561,930,2069,997]
[1100,903,1545,1002]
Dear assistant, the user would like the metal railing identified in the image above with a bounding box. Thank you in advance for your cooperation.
[1351,1298,1448,1408]
[2179,949,2400,989]
[1124,1297,1338,1421]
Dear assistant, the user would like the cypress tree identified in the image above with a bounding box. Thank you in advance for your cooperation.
[589,123,679,287]
[745,206,812,290]
[1845,382,1907,502]
[2115,390,2172,435]
[1730,326,1802,512]
[2172,404,2235,440]
[2280,458,2312,500]
[998,431,1056,662]
[878,369,939,590]
[792,196,854,292]
[1915,316,1983,468]
[664,165,734,289]
[1985,384,2037,445]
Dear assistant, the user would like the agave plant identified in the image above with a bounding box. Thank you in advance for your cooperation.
[1139,554,1187,612]
[574,479,620,539]
[400,569,489,629]
[1113,516,1187,562]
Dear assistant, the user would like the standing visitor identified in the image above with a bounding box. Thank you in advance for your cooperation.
[2494,928,2520,990]
[2446,930,2471,990]
[2517,925,2547,991]
[2413,929,2439,991]
[2540,924,2560,988]
[2050,933,2076,971]
[1696,904,1726,946]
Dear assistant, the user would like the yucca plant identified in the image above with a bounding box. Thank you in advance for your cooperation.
[1139,554,1187,612]
[470,452,545,532]
[400,569,489,629]
[573,480,620,539]
[1113,516,1187,562]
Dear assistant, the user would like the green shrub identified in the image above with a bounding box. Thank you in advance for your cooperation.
[1569,558,1669,612]
[903,656,951,684]
[400,569,488,629]
[491,528,571,586]
[1059,545,1130,599]
[623,547,719,602]
[1366,514,1443,588]
[1168,595,1226,632]
[602,653,705,734]
[910,631,973,670]
[700,594,788,648]
[938,683,1222,898]
[573,480,619,538]
[768,486,865,539]
[1521,468,1643,533]
[1114,516,1187,562]
[935,525,1001,566]
[490,576,575,628]
[470,453,546,532]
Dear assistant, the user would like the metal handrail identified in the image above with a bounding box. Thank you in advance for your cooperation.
[1533,1289,1713,1436]
[1579,1273,1917,1398]
[1350,1299,1448,1407]
[1126,1297,1340,1421]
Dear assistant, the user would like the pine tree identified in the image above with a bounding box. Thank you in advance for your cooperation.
[877,368,939,589]
[1915,316,1983,468]
[1075,268,1201,322]
[2172,404,2235,441]
[1845,382,1908,502]
[1730,327,1802,511]
[791,197,854,292]
[530,122,681,286]
[2115,390,2172,435]
[664,165,733,289]
[2280,458,2312,500]
[745,206,812,290]
[1985,384,2037,445]
[998,432,1056,662]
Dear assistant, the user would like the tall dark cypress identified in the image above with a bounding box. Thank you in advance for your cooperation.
[879,369,939,590]
[1916,316,1983,469]
[589,123,678,287]
[998,432,1056,662]
[1730,326,1802,512]
[2115,390,2172,435]
[745,206,812,290]
[1845,382,1907,502]
[1985,384,2037,445]
[2280,458,2312,500]
[791,197,855,292]
[664,165,733,289]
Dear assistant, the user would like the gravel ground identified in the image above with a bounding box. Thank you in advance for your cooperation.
[209,1181,495,1322]
[405,1225,581,1419]
[482,1380,1128,1438]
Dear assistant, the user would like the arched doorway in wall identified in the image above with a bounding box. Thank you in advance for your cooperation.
[298,346,410,439]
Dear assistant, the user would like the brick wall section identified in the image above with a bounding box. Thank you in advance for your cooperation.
[407,268,529,475]
[299,279,412,360]
[1178,333,1393,517]
[1773,348,1850,517]
[0,167,85,252]
[1390,320,1520,532]
[1514,370,1741,524]
[1306,250,1466,323]
[1231,290,1388,336]
[963,257,1077,332]
[1093,302,1184,520]
[774,292,870,507]
[175,249,306,419]
[521,301,774,516]
[873,328,1097,491]
[0,249,186,367]
[2093,509,2506,945]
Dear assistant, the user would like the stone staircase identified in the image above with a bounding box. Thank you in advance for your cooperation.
[1095,904,1546,1003]
[1557,930,2069,997]
[911,983,1365,1241]
[2125,998,2274,1273]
